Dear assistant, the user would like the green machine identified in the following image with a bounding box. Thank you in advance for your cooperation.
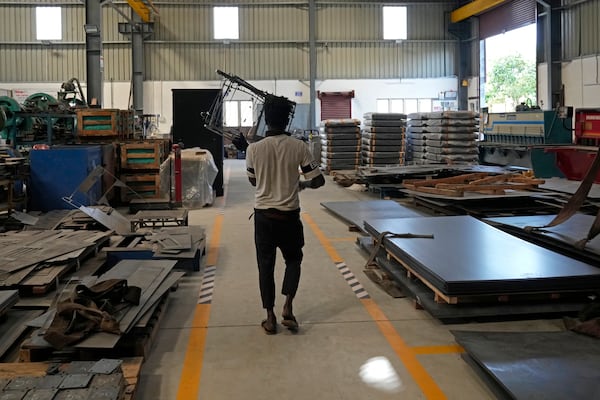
[0,96,32,145]
[479,109,572,176]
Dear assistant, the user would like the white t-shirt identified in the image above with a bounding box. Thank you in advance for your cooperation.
[246,134,322,211]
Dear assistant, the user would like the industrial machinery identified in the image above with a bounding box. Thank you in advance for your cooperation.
[479,109,572,172]
[0,78,88,150]
[532,108,600,183]
[204,70,296,151]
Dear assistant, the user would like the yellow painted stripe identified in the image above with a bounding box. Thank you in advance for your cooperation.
[176,304,211,399]
[412,345,464,355]
[329,237,357,242]
[177,163,230,399]
[302,213,343,263]
[362,299,447,399]
[206,214,224,267]
[304,212,447,400]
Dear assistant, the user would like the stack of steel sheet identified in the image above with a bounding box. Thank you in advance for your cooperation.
[453,330,600,400]
[406,111,479,165]
[361,112,407,166]
[363,215,600,296]
[484,213,600,266]
[319,119,362,172]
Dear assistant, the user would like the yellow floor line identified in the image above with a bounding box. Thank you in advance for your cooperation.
[176,164,230,400]
[411,345,464,355]
[303,213,447,400]
[328,237,358,242]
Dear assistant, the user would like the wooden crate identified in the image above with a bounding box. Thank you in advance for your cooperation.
[120,140,168,170]
[120,173,161,202]
[119,109,135,139]
[76,109,119,137]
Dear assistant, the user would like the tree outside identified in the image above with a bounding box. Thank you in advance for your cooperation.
[485,54,537,112]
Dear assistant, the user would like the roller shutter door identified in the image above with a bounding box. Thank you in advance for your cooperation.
[318,91,355,120]
[479,0,536,40]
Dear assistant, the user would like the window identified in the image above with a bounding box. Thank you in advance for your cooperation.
[224,100,254,127]
[404,99,418,114]
[390,99,404,113]
[376,99,389,113]
[36,7,62,41]
[214,7,239,40]
[383,6,407,40]
[239,101,253,127]
[418,99,432,112]
[376,99,405,113]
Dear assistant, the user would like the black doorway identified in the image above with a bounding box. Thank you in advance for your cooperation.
[172,89,224,197]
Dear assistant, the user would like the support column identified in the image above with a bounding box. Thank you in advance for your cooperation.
[132,12,144,115]
[309,0,316,129]
[85,0,103,106]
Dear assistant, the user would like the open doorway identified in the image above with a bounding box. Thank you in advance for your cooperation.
[481,24,537,112]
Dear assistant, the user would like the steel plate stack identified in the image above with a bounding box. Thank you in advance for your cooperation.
[407,111,479,165]
[361,112,407,166]
[319,119,361,173]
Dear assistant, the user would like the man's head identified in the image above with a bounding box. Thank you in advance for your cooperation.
[263,95,295,130]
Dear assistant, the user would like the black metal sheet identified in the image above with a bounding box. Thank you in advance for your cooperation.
[321,200,422,232]
[485,214,600,256]
[452,330,600,400]
[356,237,589,322]
[364,215,600,295]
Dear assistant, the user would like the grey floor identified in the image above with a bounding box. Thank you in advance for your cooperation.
[136,159,563,400]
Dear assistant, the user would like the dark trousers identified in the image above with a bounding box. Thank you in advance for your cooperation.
[254,209,304,309]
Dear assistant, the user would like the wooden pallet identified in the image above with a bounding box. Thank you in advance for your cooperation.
[0,357,143,400]
[402,172,545,197]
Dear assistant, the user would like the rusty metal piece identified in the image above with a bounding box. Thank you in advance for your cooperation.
[58,374,92,390]
[62,362,96,375]
[89,359,122,375]
[35,375,64,390]
[87,386,122,400]
[23,389,59,400]
[0,390,29,399]
[90,373,124,388]
[6,377,40,391]
[53,389,89,400]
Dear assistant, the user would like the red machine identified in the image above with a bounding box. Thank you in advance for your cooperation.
[548,108,600,183]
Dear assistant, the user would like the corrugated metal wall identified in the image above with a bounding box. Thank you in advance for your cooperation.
[562,0,600,60]
[0,0,457,82]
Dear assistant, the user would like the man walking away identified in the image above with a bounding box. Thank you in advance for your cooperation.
[246,95,325,335]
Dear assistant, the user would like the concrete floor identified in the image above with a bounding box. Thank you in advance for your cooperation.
[136,159,563,400]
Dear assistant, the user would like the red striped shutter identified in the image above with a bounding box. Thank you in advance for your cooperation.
[318,90,355,120]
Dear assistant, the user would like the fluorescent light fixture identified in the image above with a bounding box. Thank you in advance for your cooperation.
[84,24,99,34]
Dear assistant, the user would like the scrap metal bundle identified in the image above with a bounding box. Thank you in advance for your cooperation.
[319,119,361,172]
[406,111,479,164]
[361,112,407,166]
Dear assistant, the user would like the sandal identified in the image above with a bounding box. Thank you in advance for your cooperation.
[281,315,298,331]
[261,319,277,335]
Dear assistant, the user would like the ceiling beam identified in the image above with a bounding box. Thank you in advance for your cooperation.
[450,0,508,23]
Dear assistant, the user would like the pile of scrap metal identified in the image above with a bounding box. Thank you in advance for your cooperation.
[0,230,113,292]
[0,358,129,400]
[23,259,184,357]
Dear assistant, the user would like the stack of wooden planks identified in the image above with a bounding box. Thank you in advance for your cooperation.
[402,172,545,197]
